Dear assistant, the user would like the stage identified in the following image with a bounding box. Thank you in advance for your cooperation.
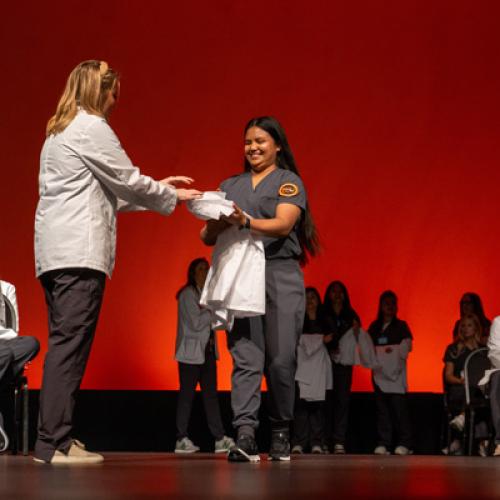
[2,453,500,499]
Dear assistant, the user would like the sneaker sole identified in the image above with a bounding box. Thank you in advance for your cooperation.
[228,447,260,463]
[214,449,231,454]
[174,449,199,454]
[268,455,291,461]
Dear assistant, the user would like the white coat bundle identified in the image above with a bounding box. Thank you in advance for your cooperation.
[186,191,235,221]
[295,334,333,401]
[200,225,265,330]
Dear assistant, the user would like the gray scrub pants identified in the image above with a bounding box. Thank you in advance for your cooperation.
[227,258,305,433]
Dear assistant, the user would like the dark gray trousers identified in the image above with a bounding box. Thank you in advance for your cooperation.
[34,268,105,462]
[293,394,325,449]
[227,259,305,432]
[0,336,40,387]
[374,384,412,448]
[326,362,353,446]
[176,347,225,441]
[490,371,500,444]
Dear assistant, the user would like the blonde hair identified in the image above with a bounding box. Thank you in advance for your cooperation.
[455,313,482,353]
[46,60,119,136]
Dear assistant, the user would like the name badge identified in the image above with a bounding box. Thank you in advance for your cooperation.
[378,336,388,345]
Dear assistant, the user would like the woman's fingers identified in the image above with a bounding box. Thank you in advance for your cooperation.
[160,176,195,186]
[176,189,202,201]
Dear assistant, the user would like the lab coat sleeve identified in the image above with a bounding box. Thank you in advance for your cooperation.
[80,120,177,215]
[399,338,412,360]
[2,281,19,332]
[116,198,148,212]
[488,317,500,369]
[358,330,378,368]
[179,288,212,335]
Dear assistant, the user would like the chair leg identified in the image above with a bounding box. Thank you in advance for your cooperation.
[22,382,29,456]
[468,409,475,456]
[12,386,19,456]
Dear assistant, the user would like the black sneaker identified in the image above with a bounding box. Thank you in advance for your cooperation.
[268,431,290,461]
[228,434,260,463]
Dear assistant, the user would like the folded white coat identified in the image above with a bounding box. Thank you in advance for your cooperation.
[193,193,266,330]
[295,334,333,401]
[334,328,377,368]
[186,191,235,221]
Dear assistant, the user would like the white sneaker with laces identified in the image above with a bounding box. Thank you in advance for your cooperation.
[291,445,304,454]
[394,445,412,456]
[374,445,390,455]
[311,445,323,454]
[214,436,235,454]
[175,437,200,454]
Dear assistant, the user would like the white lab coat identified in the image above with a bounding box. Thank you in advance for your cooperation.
[186,191,234,220]
[333,328,377,368]
[372,339,412,394]
[479,317,500,387]
[175,286,219,365]
[200,225,265,330]
[295,334,333,401]
[34,109,177,278]
[0,280,19,340]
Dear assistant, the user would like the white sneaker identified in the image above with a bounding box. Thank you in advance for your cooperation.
[214,436,235,454]
[333,444,346,455]
[34,440,103,464]
[450,414,465,432]
[479,440,489,457]
[291,445,304,454]
[311,445,323,454]
[374,445,390,455]
[449,438,463,456]
[394,445,412,456]
[175,437,200,454]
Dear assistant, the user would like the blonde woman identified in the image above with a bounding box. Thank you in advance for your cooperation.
[33,60,201,465]
[443,313,482,454]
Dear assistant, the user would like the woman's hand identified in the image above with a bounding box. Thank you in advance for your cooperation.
[222,203,246,227]
[323,333,333,343]
[201,218,231,246]
[160,176,195,187]
[176,189,202,201]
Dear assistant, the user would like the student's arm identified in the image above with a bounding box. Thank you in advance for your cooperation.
[444,361,464,385]
[224,203,301,238]
[179,288,211,333]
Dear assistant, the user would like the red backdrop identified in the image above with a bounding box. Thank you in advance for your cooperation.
[1,1,499,391]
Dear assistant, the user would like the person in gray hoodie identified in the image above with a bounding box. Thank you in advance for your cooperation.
[174,258,234,454]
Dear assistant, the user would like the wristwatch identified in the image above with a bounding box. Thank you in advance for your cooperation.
[239,216,251,230]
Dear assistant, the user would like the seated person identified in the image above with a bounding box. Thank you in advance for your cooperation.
[0,279,40,452]
[484,317,500,456]
[452,292,491,345]
[443,313,483,454]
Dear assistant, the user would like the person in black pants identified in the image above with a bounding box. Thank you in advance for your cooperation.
[323,281,360,454]
[174,258,234,454]
[368,290,413,455]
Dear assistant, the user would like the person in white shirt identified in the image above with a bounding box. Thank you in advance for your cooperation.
[174,258,234,454]
[33,60,201,465]
[0,279,40,452]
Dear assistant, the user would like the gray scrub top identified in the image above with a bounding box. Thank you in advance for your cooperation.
[220,168,307,260]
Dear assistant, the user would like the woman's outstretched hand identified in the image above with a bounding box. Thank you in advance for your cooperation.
[222,203,246,227]
[176,189,203,201]
[160,176,195,187]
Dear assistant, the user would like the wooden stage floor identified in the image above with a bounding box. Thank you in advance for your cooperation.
[2,453,500,499]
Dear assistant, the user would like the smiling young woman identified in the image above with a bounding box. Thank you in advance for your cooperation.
[201,116,319,462]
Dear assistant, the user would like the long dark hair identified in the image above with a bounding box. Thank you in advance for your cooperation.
[323,280,359,323]
[305,286,323,318]
[175,257,208,300]
[244,116,320,264]
[375,290,398,326]
[459,292,488,321]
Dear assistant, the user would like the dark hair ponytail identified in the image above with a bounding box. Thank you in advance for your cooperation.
[244,116,320,264]
[175,257,208,299]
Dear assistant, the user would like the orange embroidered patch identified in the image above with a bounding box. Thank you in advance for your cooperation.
[278,183,299,197]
